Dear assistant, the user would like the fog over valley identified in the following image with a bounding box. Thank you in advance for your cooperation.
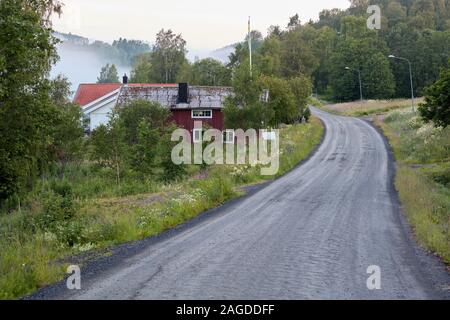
[51,41,131,94]
[50,32,231,95]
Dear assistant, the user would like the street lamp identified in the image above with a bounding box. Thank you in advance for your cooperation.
[389,54,415,111]
[345,67,363,105]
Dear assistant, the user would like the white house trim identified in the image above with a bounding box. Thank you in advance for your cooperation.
[82,87,122,114]
[191,109,213,119]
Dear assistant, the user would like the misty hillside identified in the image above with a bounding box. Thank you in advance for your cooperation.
[51,31,235,93]
[210,43,238,62]
[51,32,150,93]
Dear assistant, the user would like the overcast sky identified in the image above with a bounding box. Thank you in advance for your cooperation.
[53,0,350,51]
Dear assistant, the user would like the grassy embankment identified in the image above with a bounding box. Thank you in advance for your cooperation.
[0,117,324,299]
[374,109,449,264]
[320,98,425,117]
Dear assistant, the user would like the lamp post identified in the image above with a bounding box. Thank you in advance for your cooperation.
[345,67,363,105]
[389,54,415,112]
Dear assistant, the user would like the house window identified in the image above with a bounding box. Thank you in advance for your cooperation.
[192,109,213,119]
[223,130,235,144]
[193,129,203,143]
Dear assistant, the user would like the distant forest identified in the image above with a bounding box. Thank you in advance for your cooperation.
[128,0,450,102]
[224,0,450,101]
[54,31,151,66]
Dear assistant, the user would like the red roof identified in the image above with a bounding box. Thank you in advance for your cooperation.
[74,83,178,106]
[74,83,122,106]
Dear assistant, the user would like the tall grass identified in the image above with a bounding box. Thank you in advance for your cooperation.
[375,109,449,263]
[322,98,425,117]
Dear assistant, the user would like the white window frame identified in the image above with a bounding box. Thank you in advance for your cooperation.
[193,128,203,143]
[192,109,213,119]
[223,130,235,144]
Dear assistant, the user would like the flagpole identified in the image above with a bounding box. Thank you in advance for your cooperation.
[248,16,252,78]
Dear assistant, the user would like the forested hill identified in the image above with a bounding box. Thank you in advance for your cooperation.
[224,0,449,102]
[54,31,151,66]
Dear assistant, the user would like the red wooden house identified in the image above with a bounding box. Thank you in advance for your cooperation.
[74,79,232,141]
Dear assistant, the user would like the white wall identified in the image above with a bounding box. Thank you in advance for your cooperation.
[89,100,117,131]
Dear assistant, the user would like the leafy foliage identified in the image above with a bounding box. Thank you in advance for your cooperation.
[97,63,119,83]
[189,58,231,86]
[112,38,150,65]
[419,62,450,127]
[88,100,186,182]
[0,0,77,203]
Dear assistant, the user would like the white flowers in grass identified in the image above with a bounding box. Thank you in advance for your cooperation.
[230,165,252,178]
[73,242,95,252]
[137,207,160,229]
[407,116,423,130]
[173,189,206,204]
[137,189,207,229]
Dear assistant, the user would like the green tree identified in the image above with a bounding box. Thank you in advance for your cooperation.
[130,53,152,83]
[287,14,301,30]
[259,76,298,126]
[151,29,187,83]
[49,75,84,167]
[89,113,126,185]
[288,75,313,118]
[97,63,119,83]
[0,0,61,202]
[189,58,231,86]
[130,119,159,174]
[419,62,450,127]
[118,100,171,146]
[160,124,186,182]
[112,38,150,65]
[89,125,111,168]
[280,28,319,77]
[223,62,273,130]
[50,74,72,105]
[259,37,282,77]
[52,103,85,167]
[329,17,395,101]
[130,29,188,84]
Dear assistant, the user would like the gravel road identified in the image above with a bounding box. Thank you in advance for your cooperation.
[31,107,449,300]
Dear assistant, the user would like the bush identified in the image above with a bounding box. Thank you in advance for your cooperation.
[20,184,85,247]
[289,75,312,118]
[160,125,187,182]
[259,76,298,126]
[419,61,450,128]
[303,107,311,123]
[199,174,235,204]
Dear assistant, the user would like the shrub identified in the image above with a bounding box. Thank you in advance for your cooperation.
[199,174,235,204]
[303,107,311,123]
[160,125,187,182]
[419,61,450,128]
[289,75,312,118]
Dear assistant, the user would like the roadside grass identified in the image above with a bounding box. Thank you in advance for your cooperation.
[322,98,425,117]
[374,109,449,263]
[0,117,324,299]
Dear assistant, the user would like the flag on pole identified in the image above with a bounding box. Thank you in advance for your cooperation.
[248,16,253,77]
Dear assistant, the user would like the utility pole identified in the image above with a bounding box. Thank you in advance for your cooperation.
[345,67,363,106]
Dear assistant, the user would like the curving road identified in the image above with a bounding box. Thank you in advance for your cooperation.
[33,108,449,300]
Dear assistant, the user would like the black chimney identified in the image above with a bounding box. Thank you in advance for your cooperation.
[178,83,189,104]
[122,74,128,85]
